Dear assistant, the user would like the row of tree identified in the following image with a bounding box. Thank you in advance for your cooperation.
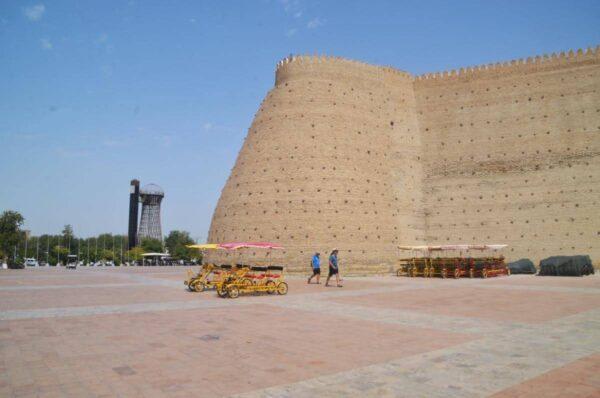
[0,210,199,266]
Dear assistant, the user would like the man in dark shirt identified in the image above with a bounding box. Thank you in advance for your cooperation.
[308,252,321,284]
[325,249,342,287]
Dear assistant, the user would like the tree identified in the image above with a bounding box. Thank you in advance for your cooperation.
[141,238,163,253]
[100,249,115,261]
[53,245,69,264]
[62,225,74,254]
[125,246,145,262]
[0,210,25,265]
[164,230,195,260]
[62,225,74,240]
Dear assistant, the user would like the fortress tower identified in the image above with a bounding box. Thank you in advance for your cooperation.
[207,47,600,273]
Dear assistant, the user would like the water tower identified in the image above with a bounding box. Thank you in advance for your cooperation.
[137,183,164,243]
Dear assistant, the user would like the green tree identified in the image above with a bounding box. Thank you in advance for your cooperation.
[62,225,74,240]
[100,249,115,261]
[53,245,69,264]
[125,246,145,262]
[61,224,75,255]
[164,230,195,260]
[0,210,25,265]
[141,238,163,253]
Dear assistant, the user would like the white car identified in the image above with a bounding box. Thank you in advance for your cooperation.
[24,258,39,267]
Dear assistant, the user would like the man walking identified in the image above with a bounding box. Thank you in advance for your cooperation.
[308,252,321,284]
[325,249,342,287]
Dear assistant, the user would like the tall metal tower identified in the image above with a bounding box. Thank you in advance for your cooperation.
[128,179,140,249]
[137,183,164,243]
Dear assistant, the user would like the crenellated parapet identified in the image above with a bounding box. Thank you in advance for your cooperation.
[275,46,599,86]
[275,54,413,86]
[415,46,600,83]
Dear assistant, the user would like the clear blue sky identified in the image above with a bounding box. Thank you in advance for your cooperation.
[1,1,599,240]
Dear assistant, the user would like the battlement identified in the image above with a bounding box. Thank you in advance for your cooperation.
[275,54,413,86]
[415,46,600,82]
[275,46,600,86]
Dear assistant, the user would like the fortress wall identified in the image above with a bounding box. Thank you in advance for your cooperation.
[207,48,599,273]
[207,56,424,272]
[414,49,600,264]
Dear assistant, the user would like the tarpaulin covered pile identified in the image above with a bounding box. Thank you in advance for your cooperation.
[507,258,537,274]
[538,255,594,276]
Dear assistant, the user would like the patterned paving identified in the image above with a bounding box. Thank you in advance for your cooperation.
[0,268,598,397]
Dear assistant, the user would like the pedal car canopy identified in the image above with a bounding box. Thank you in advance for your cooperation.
[187,243,222,250]
[399,244,507,252]
[218,242,284,250]
[187,242,284,251]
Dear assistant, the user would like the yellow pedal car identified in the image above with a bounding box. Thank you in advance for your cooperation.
[184,263,229,292]
[215,264,248,297]
[223,266,288,298]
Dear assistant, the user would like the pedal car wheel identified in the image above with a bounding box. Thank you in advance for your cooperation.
[228,286,239,299]
[187,282,195,292]
[266,280,276,294]
[241,278,253,287]
[216,286,228,298]
[276,282,288,295]
[193,282,205,292]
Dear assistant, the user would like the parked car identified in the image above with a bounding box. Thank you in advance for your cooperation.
[24,258,39,267]
[66,255,78,269]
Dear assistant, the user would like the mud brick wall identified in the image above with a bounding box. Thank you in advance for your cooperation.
[207,48,600,273]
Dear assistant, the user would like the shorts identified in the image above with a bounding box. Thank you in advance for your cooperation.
[328,266,338,276]
[312,268,320,275]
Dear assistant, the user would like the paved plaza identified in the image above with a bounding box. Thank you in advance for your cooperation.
[0,267,599,397]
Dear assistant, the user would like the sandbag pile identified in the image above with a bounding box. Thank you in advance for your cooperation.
[507,258,537,274]
[538,255,595,276]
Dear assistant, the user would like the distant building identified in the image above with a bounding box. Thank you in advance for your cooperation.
[127,179,140,249]
[137,183,164,243]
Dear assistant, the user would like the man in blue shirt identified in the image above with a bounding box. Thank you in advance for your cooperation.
[325,249,342,287]
[308,252,320,284]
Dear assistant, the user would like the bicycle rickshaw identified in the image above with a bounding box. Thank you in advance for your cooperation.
[184,244,232,292]
[398,244,509,279]
[215,242,288,298]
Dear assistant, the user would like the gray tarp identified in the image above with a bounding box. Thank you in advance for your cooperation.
[538,255,594,277]
[507,258,537,274]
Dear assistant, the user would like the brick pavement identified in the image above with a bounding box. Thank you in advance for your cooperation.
[0,267,598,397]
